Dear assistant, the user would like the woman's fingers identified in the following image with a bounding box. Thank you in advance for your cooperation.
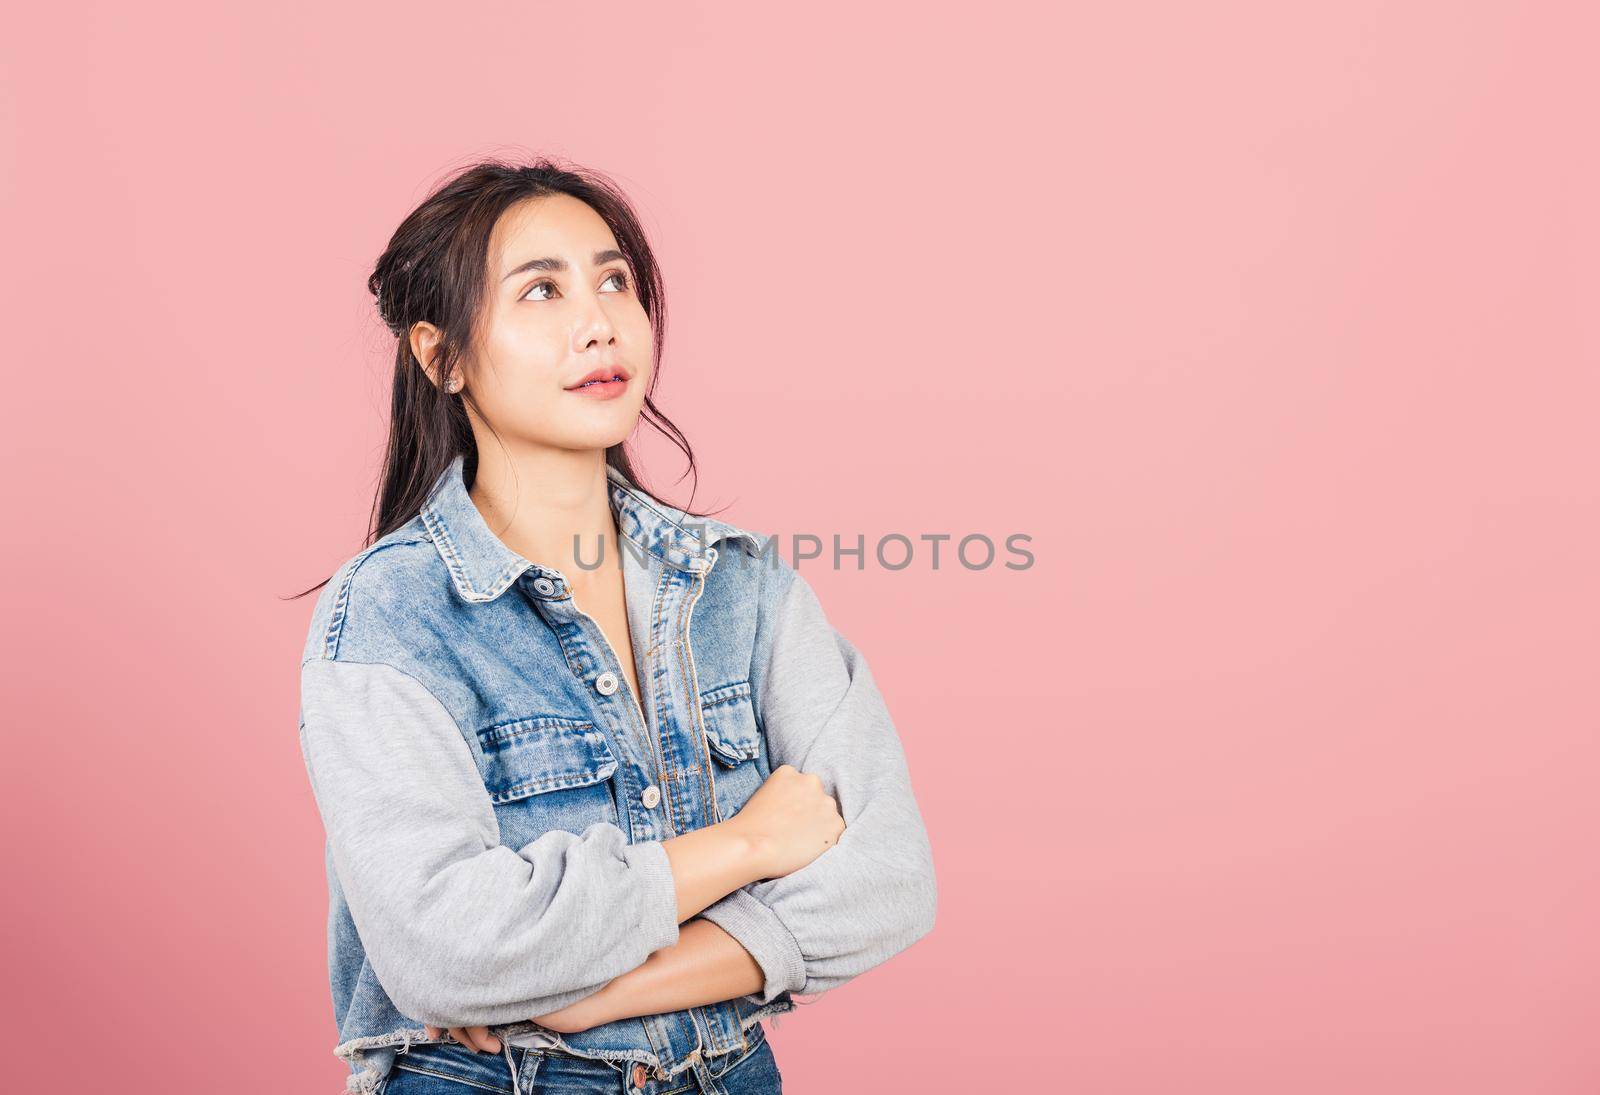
[420,1022,500,1053]
[455,1026,501,1053]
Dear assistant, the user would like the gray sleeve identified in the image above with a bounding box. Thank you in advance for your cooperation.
[697,569,938,1003]
[297,656,681,1028]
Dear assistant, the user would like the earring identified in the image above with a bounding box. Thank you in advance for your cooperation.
[445,377,463,393]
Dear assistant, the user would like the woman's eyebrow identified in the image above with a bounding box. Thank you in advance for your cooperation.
[502,249,626,282]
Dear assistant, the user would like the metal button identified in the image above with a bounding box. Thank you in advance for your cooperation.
[531,576,556,596]
[641,785,661,809]
[595,671,619,696]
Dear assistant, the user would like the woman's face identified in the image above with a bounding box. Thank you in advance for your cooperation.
[448,192,654,453]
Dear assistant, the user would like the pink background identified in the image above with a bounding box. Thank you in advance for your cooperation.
[3,3,1597,1092]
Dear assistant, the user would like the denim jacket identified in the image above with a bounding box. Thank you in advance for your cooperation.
[297,453,938,1093]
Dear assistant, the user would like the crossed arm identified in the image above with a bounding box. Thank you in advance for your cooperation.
[298,559,936,1037]
[546,565,939,1029]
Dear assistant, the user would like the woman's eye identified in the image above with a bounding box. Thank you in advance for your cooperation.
[521,271,629,302]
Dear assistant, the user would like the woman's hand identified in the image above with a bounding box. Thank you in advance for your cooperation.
[724,764,846,878]
[422,988,613,1050]
[415,766,840,1056]
[526,991,612,1034]
[423,1024,501,1054]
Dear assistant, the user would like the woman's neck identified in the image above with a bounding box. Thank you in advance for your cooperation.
[467,446,621,579]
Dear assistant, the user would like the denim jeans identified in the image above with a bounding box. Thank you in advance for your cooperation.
[378,1025,782,1095]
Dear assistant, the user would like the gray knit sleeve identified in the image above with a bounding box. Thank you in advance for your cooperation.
[298,656,680,1028]
[698,567,938,1003]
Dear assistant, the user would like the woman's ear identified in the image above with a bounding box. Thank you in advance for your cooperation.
[409,321,446,388]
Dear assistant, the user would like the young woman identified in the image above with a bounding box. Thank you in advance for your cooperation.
[295,159,937,1095]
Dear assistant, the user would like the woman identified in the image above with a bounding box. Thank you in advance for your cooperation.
[295,158,937,1095]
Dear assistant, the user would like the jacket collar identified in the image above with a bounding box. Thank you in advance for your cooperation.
[419,452,760,604]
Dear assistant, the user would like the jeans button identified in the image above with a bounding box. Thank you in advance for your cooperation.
[532,576,556,596]
[641,785,661,809]
[632,1062,649,1089]
[595,671,619,696]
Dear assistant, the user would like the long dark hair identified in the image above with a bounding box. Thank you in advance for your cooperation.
[289,156,717,600]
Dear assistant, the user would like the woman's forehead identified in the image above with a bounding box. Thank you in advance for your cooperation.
[491,194,617,269]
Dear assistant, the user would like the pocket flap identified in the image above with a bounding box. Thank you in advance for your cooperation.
[700,681,761,766]
[476,716,618,803]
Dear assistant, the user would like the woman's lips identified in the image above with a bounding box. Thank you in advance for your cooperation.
[565,375,629,400]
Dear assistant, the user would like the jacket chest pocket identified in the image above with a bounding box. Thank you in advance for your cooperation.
[699,681,768,822]
[476,715,620,844]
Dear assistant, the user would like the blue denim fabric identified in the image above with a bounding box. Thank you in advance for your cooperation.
[304,454,799,1092]
[378,1025,781,1094]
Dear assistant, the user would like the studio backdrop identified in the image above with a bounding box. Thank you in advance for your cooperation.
[2,3,1597,1094]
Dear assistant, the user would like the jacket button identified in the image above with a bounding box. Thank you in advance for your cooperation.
[595,671,619,696]
[532,576,556,596]
[641,785,661,809]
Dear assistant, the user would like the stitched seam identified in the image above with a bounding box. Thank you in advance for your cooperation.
[709,1028,764,1078]
[478,717,596,748]
[642,563,673,820]
[672,582,700,827]
[321,539,423,660]
[389,1061,512,1094]
[612,481,758,569]
[616,487,704,549]
[489,758,619,802]
[700,685,759,763]
[483,549,540,600]
[611,485,683,570]
[699,681,753,708]
[704,725,759,765]
[679,565,717,830]
[420,503,476,599]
